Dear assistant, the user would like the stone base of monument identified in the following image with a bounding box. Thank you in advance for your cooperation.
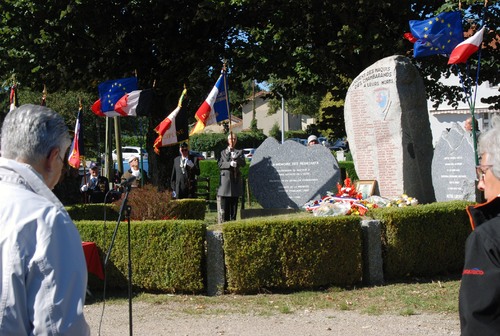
[240,208,299,219]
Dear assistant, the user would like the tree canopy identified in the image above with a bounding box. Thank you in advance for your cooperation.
[1,0,499,184]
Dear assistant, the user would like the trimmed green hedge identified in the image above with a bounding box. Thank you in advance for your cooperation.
[66,203,120,221]
[222,215,362,293]
[339,161,357,181]
[66,199,206,221]
[77,220,206,293]
[169,199,207,220]
[370,200,473,280]
[190,132,266,154]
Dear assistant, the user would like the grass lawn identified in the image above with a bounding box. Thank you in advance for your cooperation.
[90,277,460,317]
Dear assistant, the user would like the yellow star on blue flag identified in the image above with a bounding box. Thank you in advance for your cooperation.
[409,11,463,58]
[97,77,138,112]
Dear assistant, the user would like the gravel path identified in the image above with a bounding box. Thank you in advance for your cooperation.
[84,301,460,336]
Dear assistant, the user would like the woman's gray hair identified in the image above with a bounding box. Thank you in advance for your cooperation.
[1,104,70,163]
[478,115,500,179]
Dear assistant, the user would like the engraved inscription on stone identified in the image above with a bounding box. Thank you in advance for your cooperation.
[248,138,340,209]
[432,123,476,202]
[344,55,435,203]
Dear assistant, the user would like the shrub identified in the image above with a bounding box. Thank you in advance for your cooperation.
[116,184,173,220]
[66,203,120,221]
[339,161,357,181]
[190,131,267,156]
[168,199,207,220]
[77,220,206,293]
[370,200,473,280]
[223,215,362,293]
[111,185,206,220]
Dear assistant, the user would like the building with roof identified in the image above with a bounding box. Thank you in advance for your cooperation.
[428,75,499,145]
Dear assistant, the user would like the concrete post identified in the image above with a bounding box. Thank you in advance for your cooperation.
[360,220,384,286]
[206,230,225,296]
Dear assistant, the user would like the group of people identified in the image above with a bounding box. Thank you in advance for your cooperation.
[81,132,327,207]
[79,151,149,203]
[4,104,500,334]
[78,129,247,223]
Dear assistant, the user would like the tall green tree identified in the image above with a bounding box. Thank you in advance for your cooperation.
[229,0,500,133]
[2,0,499,186]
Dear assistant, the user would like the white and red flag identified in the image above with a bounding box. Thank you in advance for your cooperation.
[68,107,84,169]
[153,88,188,154]
[189,69,229,135]
[114,89,154,117]
[448,26,486,65]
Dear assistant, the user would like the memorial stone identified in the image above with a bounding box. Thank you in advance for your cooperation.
[344,55,435,203]
[432,123,476,202]
[248,137,340,209]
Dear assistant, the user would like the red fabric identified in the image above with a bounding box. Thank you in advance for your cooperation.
[403,32,417,43]
[91,99,106,117]
[153,117,172,154]
[448,26,485,65]
[82,242,105,280]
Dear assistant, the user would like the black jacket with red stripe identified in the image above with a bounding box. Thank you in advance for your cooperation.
[460,197,500,335]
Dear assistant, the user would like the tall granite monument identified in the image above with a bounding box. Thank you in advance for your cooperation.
[248,138,341,209]
[344,55,435,203]
[432,122,476,202]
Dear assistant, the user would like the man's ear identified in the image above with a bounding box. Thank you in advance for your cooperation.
[46,147,60,172]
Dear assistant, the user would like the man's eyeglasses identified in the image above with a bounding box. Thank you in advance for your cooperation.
[181,148,189,152]
[57,148,70,174]
[476,165,493,181]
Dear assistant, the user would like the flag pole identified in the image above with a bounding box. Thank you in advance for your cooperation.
[470,37,483,167]
[453,63,480,167]
[79,98,89,204]
[222,61,232,134]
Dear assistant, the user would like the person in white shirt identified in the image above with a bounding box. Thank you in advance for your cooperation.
[0,104,90,335]
[121,155,149,188]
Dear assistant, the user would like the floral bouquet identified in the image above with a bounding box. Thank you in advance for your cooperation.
[303,176,419,217]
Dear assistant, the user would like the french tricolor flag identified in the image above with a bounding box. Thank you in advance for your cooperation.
[448,26,486,65]
[114,89,149,116]
[190,70,229,135]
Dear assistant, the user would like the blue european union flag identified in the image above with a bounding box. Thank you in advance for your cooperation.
[409,11,463,58]
[98,77,138,112]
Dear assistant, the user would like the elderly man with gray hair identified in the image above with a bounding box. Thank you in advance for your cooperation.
[218,132,246,222]
[460,115,500,335]
[0,104,90,335]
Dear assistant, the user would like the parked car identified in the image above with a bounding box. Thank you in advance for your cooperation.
[111,146,148,161]
[243,148,256,160]
[317,136,331,147]
[287,138,307,146]
[190,151,205,160]
[331,138,349,151]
